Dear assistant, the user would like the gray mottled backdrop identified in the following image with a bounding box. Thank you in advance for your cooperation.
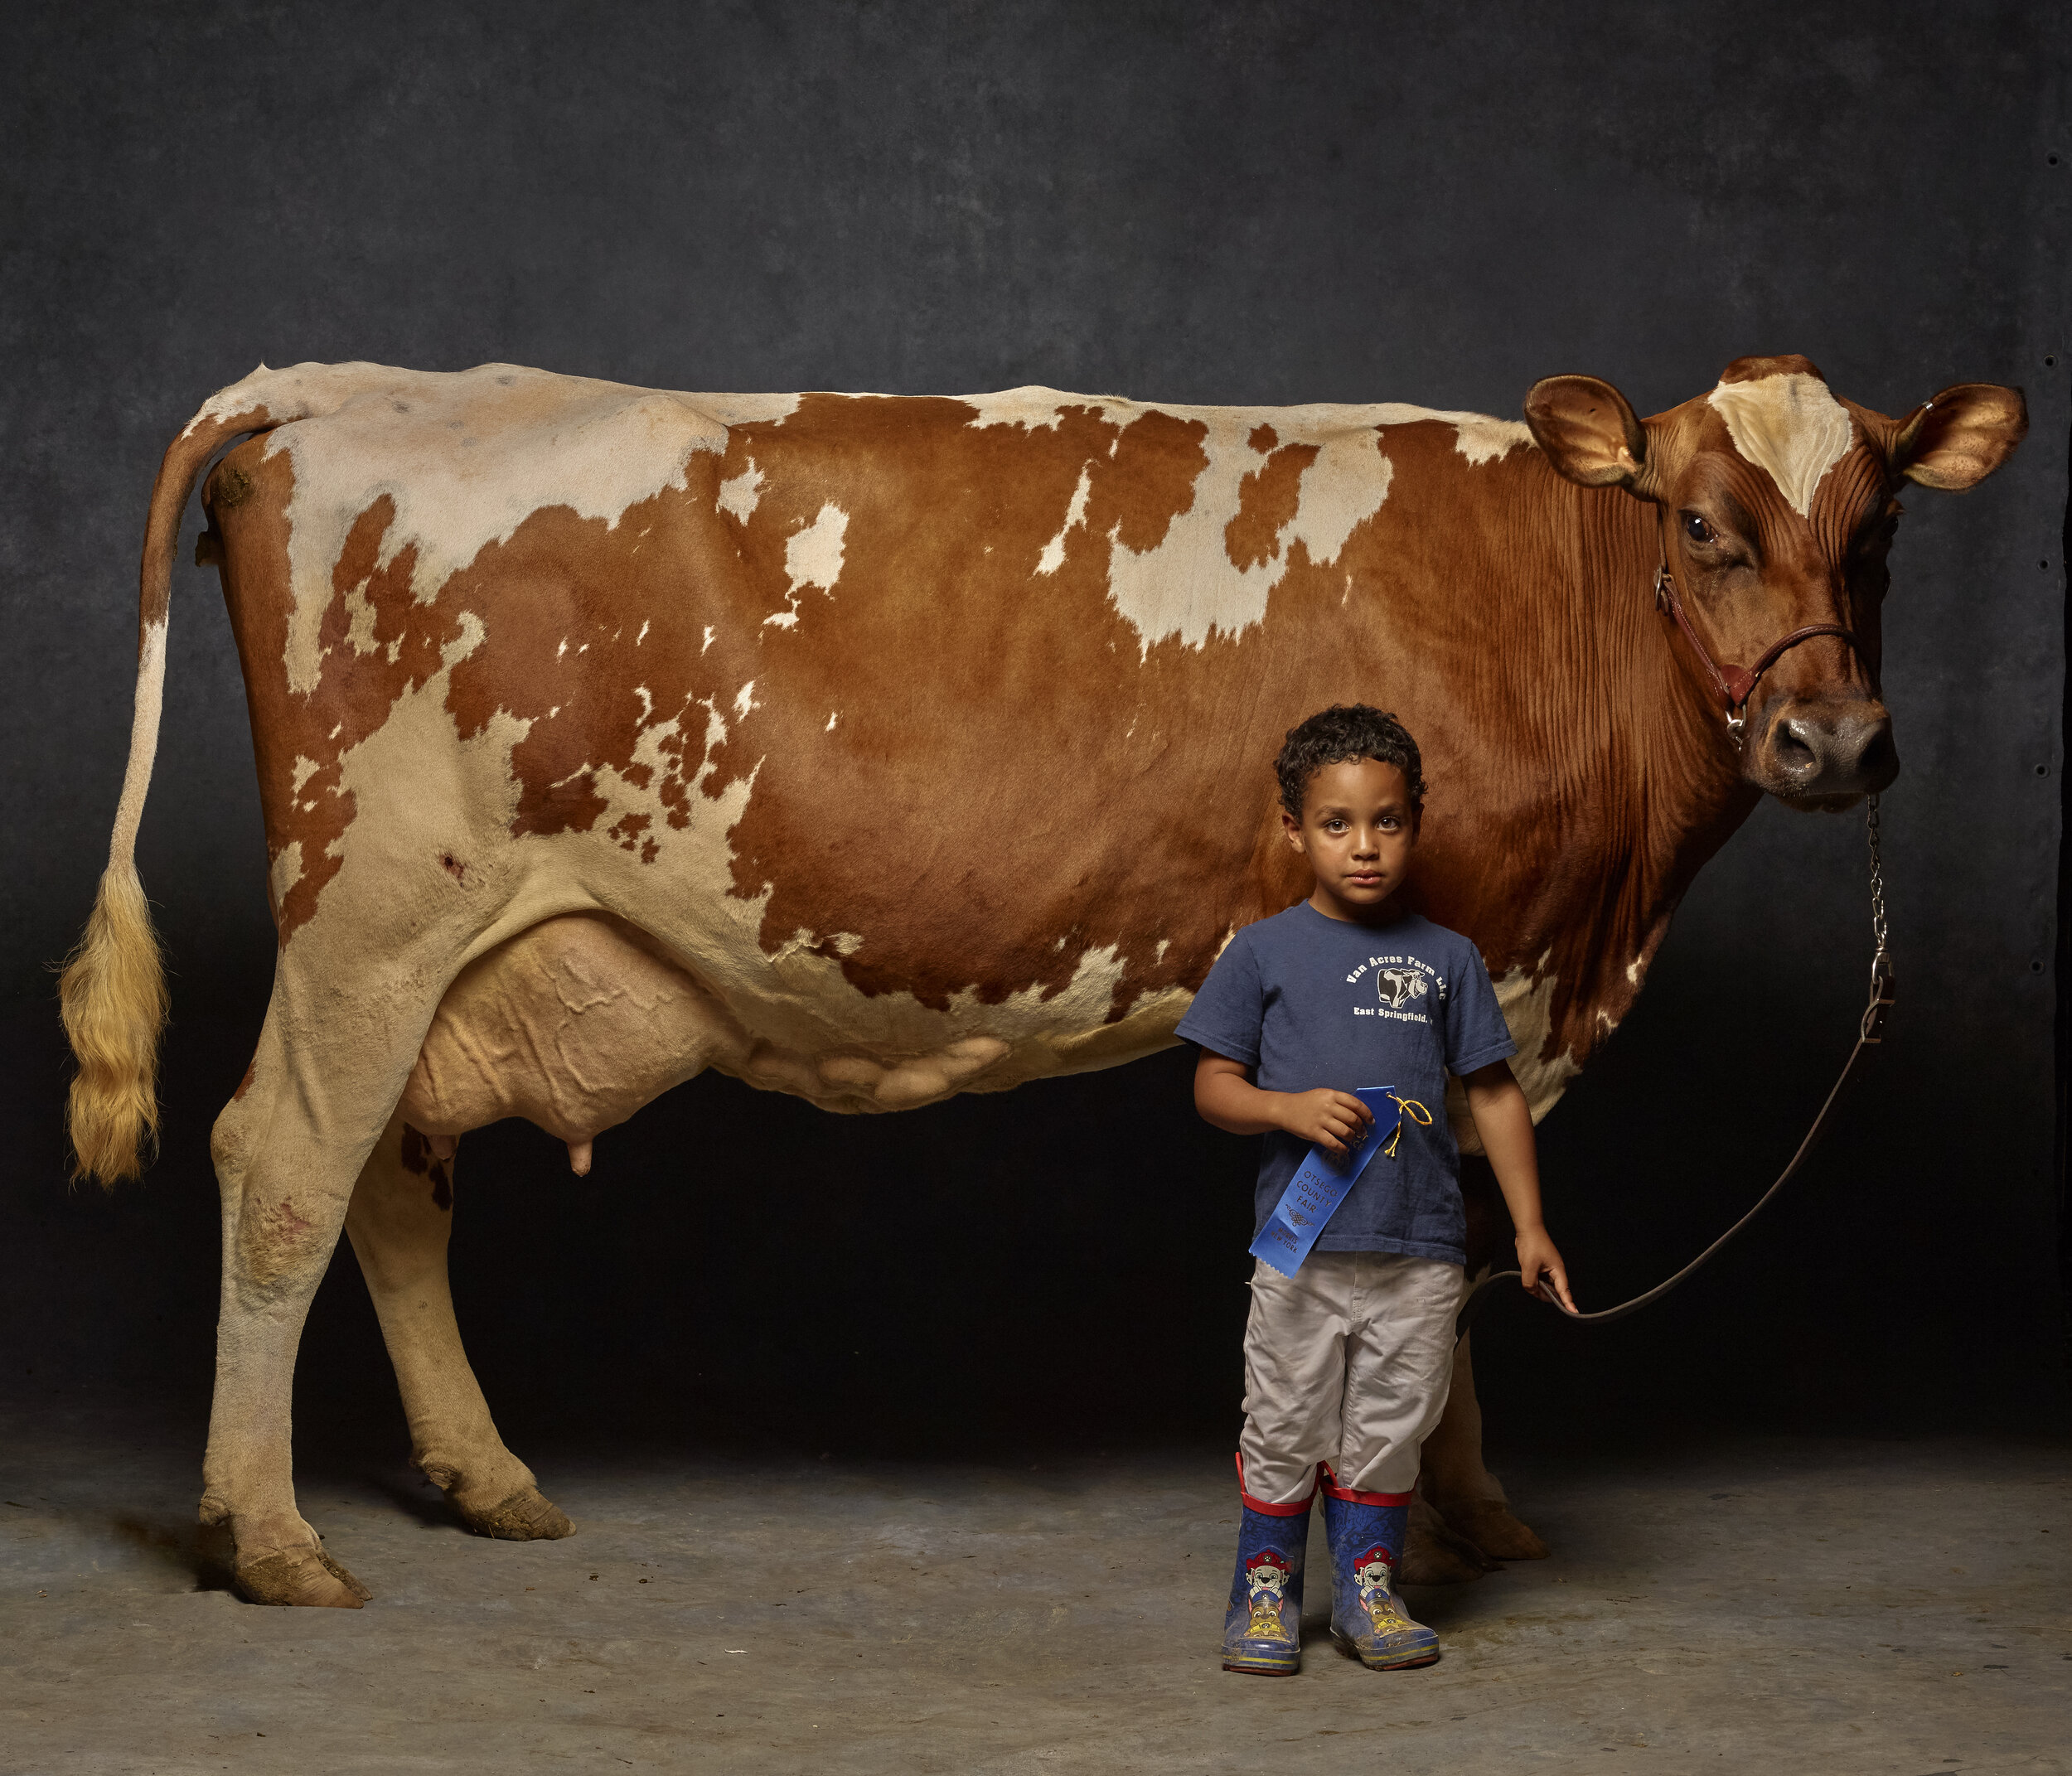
[2,1,2065,1456]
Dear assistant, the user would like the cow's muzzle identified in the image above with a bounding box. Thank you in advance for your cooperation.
[1752,697,1899,808]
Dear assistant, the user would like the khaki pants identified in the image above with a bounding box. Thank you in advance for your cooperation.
[1237,1251,1466,1508]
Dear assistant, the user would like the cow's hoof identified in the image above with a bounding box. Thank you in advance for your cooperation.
[235,1542,372,1608]
[1399,1514,1498,1585]
[454,1485,575,1541]
[1440,1498,1549,1561]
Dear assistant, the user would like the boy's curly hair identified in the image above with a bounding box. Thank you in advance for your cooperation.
[1274,704,1427,821]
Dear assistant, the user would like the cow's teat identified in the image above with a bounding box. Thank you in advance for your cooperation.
[1750,695,1898,809]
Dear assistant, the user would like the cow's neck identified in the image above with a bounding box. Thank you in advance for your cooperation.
[1372,451,1760,1075]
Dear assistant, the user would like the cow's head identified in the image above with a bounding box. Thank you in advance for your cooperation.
[1524,355,2026,811]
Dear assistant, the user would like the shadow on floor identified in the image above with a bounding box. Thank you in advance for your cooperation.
[107,1512,237,1593]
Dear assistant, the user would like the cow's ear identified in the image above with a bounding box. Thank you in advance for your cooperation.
[1523,375,1649,491]
[1890,383,2027,491]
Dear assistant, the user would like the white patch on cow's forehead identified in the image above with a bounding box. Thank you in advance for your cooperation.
[261,364,733,695]
[1106,418,1393,654]
[1706,374,1856,517]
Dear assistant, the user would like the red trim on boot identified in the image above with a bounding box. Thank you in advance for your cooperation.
[1234,1452,1317,1517]
[1318,1463,1413,1507]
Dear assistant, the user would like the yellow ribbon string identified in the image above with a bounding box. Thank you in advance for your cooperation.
[1380,1094,1433,1159]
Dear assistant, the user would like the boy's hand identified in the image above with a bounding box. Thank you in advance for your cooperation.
[1515,1227,1575,1314]
[1275,1088,1375,1157]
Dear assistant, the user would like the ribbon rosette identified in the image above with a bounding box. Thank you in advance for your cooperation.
[1248,1086,1432,1277]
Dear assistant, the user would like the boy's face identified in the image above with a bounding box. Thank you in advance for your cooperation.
[1281,758,1418,920]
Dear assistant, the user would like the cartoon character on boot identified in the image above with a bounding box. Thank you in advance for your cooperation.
[1222,1542,1304,1675]
[1334,1541,1438,1670]
[1244,1550,1292,1638]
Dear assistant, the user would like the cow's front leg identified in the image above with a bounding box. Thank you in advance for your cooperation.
[345,1114,572,1541]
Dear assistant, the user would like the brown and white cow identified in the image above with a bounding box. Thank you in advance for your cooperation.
[61,354,2024,1605]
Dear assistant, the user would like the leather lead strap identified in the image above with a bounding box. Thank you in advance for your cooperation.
[1455,796,1895,1343]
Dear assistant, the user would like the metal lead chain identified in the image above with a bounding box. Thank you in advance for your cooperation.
[1866,792,1890,990]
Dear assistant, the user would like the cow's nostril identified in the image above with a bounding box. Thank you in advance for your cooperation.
[1766,706,1898,796]
[1774,719,1818,767]
[1852,723,1897,784]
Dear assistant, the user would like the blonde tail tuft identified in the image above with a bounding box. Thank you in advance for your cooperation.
[59,864,168,1187]
[60,380,273,1185]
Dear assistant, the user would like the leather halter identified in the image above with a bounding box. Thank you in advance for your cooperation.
[1652,513,1870,746]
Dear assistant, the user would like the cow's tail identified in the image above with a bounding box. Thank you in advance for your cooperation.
[59,368,314,1185]
[61,563,178,1184]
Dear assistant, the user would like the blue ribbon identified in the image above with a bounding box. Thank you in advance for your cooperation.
[1248,1087,1402,1278]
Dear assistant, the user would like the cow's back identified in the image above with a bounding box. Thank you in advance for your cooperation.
[203,365,1570,1115]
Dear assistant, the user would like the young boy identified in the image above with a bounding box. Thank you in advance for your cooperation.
[1176,704,1574,1677]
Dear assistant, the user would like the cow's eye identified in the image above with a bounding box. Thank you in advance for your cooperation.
[1681,511,1716,545]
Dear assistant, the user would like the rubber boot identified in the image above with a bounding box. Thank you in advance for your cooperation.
[1219,1503,1309,1676]
[1321,1483,1439,1670]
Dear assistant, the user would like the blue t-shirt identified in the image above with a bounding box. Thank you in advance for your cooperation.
[1175,903,1517,1265]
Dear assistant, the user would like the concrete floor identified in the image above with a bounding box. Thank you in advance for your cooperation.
[0,1405,2065,1774]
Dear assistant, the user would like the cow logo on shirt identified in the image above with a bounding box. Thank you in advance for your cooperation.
[1375,967,1429,1010]
[1345,953,1445,1024]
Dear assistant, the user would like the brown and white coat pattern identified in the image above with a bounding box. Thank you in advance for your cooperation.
[61,353,2025,1604]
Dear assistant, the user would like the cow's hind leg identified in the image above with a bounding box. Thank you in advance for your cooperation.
[1417,1326,1550,1566]
[201,1018,391,1606]
[346,1114,572,1541]
[201,938,484,1607]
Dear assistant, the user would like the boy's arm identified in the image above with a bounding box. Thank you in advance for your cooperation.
[1193,1050,1375,1156]
[1461,1059,1577,1312]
